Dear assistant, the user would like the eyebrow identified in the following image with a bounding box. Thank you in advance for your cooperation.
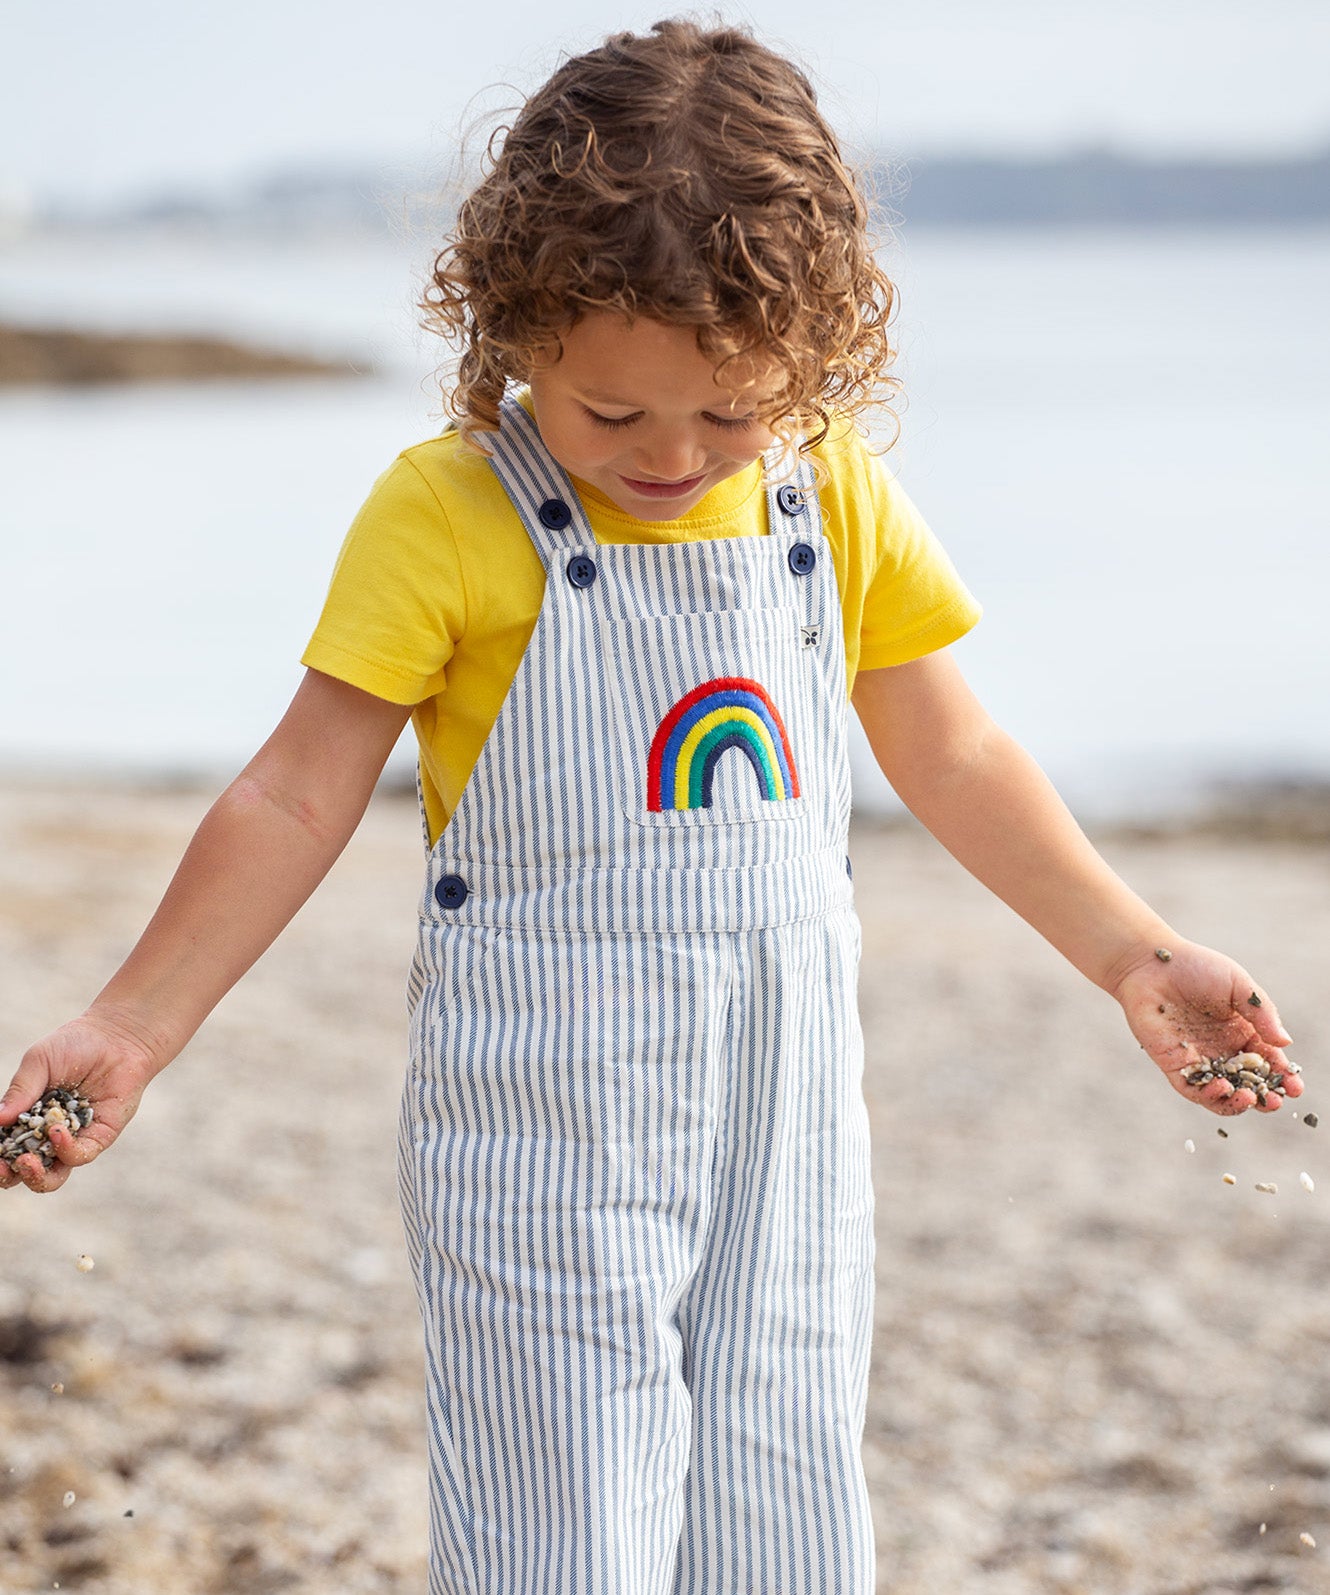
[577,387,755,414]
[578,389,642,406]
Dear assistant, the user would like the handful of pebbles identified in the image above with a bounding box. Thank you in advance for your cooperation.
[0,1088,93,1169]
[1182,1051,1298,1106]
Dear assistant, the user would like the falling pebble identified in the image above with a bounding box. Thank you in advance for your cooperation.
[1301,1532,1317,1548]
[1184,1139,1196,1154]
[1306,1113,1320,1129]
[1302,1172,1316,1193]
[50,1383,63,1395]
[1223,1173,1237,1185]
[1260,1523,1267,1534]
[75,1255,94,1273]
[1256,1183,1279,1195]
[1218,1128,1229,1139]
[124,1509,134,1518]
[62,1491,75,1509]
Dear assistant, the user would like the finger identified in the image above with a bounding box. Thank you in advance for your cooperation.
[45,1124,104,1168]
[1171,1073,1244,1112]
[0,1056,50,1126]
[1243,987,1294,1050]
[11,1150,72,1194]
[1202,1080,1258,1117]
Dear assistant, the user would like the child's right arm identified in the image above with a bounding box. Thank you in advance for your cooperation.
[0,668,414,1194]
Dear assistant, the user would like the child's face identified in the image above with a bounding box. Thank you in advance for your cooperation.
[527,314,777,521]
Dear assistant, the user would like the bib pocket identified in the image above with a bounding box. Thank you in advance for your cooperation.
[603,605,814,828]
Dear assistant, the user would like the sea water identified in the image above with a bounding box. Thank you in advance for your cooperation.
[2,224,1327,820]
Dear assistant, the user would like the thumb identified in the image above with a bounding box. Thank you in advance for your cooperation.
[1244,985,1293,1050]
[0,1052,51,1126]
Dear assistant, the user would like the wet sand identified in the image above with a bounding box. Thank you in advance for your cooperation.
[1,777,1327,1594]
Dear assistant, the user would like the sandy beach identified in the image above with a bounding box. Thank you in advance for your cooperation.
[2,776,1327,1595]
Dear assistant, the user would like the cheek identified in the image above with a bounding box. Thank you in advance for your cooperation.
[538,411,604,474]
[566,423,622,470]
[727,433,770,468]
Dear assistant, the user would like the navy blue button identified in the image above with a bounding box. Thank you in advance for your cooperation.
[538,498,573,530]
[776,484,803,516]
[788,541,816,576]
[566,554,598,589]
[435,874,468,909]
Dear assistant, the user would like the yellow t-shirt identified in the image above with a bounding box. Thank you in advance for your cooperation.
[303,407,981,846]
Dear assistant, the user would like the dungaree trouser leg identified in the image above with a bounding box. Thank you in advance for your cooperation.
[398,398,877,1595]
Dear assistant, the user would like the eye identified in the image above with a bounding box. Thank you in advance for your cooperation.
[705,412,757,431]
[583,406,641,430]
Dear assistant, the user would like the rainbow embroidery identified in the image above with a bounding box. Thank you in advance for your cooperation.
[646,677,800,812]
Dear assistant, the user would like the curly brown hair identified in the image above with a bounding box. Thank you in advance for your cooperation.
[421,17,900,452]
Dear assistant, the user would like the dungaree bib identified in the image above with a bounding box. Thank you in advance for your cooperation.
[398,398,877,1595]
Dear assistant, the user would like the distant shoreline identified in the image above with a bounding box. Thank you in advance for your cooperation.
[13,144,1330,235]
[0,321,368,385]
[883,146,1330,226]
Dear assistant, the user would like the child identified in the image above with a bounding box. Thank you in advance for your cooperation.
[1,18,1301,1595]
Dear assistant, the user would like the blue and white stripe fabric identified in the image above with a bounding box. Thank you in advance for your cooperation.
[399,396,876,1594]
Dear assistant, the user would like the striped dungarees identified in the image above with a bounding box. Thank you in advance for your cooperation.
[398,397,877,1594]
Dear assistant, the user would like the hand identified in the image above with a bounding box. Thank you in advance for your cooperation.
[1112,939,1302,1116]
[0,1013,160,1192]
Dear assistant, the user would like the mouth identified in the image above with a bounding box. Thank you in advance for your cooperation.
[618,472,708,500]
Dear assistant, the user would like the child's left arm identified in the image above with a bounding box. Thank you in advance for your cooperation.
[853,650,1300,1115]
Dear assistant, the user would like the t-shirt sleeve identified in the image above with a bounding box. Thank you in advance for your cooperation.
[853,438,982,670]
[301,454,465,705]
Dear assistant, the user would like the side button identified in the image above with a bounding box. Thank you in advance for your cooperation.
[435,874,468,909]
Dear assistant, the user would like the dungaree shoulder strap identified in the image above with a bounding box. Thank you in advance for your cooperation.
[761,436,822,542]
[482,397,597,562]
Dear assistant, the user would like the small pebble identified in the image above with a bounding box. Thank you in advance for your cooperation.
[75,1255,95,1273]
[1218,1128,1229,1139]
[1306,1113,1320,1129]
[50,1382,63,1395]
[1301,1172,1316,1193]
[1259,1522,1267,1534]
[62,1491,75,1509]
[1222,1172,1237,1185]
[1255,1182,1278,1195]
[1154,947,1172,962]
[1301,1531,1317,1548]
[1184,1139,1196,1154]
[1248,990,1263,1006]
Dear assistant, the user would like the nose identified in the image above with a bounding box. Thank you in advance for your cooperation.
[634,427,708,482]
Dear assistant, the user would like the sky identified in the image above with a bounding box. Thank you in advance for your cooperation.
[5,0,1329,211]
